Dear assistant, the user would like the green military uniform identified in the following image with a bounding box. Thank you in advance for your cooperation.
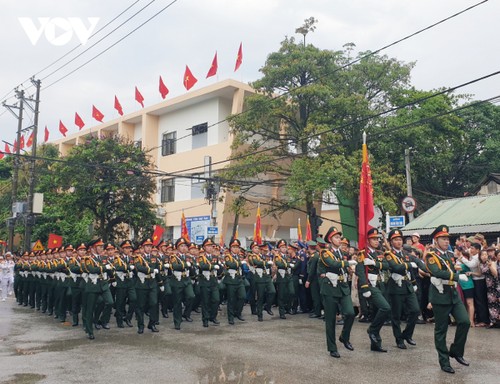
[248,245,276,321]
[306,241,322,318]
[198,238,221,327]
[274,240,294,319]
[68,245,85,326]
[289,245,301,314]
[355,229,391,352]
[385,229,423,349]
[112,251,130,328]
[425,225,470,374]
[318,227,355,358]
[223,239,246,325]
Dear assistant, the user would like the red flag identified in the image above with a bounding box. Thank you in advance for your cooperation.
[234,42,243,71]
[44,126,50,142]
[75,112,85,130]
[297,218,303,241]
[26,131,34,147]
[13,139,18,152]
[183,65,198,91]
[254,203,262,244]
[0,152,3,160]
[48,233,63,249]
[152,225,164,246]
[114,96,123,116]
[92,105,104,122]
[181,211,190,241]
[305,215,312,242]
[4,143,11,154]
[206,52,218,78]
[159,76,169,99]
[358,133,375,251]
[19,135,25,150]
[135,86,144,108]
[59,120,68,137]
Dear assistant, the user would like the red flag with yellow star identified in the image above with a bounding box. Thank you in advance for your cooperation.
[26,131,34,147]
[234,42,243,72]
[48,233,63,249]
[181,211,190,241]
[59,120,68,137]
[92,105,104,122]
[152,225,164,246]
[183,65,198,91]
[159,76,169,99]
[206,51,218,78]
[75,112,85,130]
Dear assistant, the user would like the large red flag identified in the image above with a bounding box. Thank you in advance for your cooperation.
[152,225,164,246]
[358,132,375,251]
[254,203,262,244]
[19,135,25,150]
[48,233,63,249]
[159,76,169,99]
[13,139,18,152]
[135,86,144,108]
[234,42,243,72]
[59,120,68,137]
[26,131,34,147]
[4,143,11,155]
[297,218,303,241]
[114,95,123,116]
[75,112,85,130]
[305,215,312,241]
[44,126,50,142]
[206,52,218,78]
[181,211,190,241]
[0,152,3,160]
[92,105,104,122]
[183,65,198,91]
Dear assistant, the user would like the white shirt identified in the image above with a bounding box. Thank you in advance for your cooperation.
[460,254,484,280]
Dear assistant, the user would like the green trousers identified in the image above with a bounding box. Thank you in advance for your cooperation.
[322,293,355,353]
[389,291,420,344]
[366,286,391,347]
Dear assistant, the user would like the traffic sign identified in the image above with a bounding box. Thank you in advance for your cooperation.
[32,240,44,251]
[207,226,218,235]
[389,215,405,228]
[402,196,417,213]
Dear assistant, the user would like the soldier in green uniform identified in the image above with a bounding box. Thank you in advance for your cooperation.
[274,239,294,319]
[169,237,195,330]
[385,229,424,349]
[318,227,357,358]
[119,240,137,327]
[248,241,275,321]
[288,243,301,315]
[355,228,391,352]
[305,240,322,318]
[113,243,131,328]
[68,244,86,326]
[197,238,221,327]
[223,239,246,325]
[425,225,470,374]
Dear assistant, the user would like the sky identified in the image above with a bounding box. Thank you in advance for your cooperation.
[0,0,499,148]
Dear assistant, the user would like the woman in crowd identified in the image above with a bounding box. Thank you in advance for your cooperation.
[478,250,500,328]
[456,249,475,327]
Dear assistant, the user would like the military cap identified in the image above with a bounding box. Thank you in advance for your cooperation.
[157,240,167,248]
[88,238,104,248]
[202,238,215,247]
[76,243,87,251]
[189,242,199,250]
[367,228,380,239]
[120,240,133,249]
[259,242,268,249]
[307,240,317,247]
[316,237,327,247]
[105,243,115,250]
[430,225,450,239]
[325,226,342,242]
[249,241,260,249]
[276,239,287,248]
[387,229,403,241]
[175,237,188,248]
[288,242,300,250]
[165,241,173,249]
[141,238,153,246]
[340,237,349,245]
[29,252,35,257]
[229,238,241,247]
[65,244,74,252]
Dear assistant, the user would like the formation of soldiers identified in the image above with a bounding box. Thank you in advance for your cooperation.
[7,223,471,373]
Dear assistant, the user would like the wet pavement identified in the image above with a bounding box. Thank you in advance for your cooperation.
[0,295,499,384]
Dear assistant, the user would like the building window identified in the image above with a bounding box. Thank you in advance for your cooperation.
[161,178,175,203]
[192,122,208,149]
[165,226,174,240]
[191,173,205,199]
[162,132,176,156]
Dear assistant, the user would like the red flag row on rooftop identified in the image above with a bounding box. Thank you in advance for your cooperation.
[0,43,243,153]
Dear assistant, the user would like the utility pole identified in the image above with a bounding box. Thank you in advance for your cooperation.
[3,89,24,251]
[24,78,41,250]
[204,156,219,227]
[404,148,415,222]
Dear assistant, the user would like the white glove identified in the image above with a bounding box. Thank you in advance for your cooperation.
[348,260,357,266]
[241,260,247,264]
[186,262,192,267]
[154,269,159,274]
[299,278,303,285]
[111,282,117,287]
[413,285,418,292]
[362,291,372,298]
[159,286,165,292]
[214,265,220,270]
[410,262,417,269]
[267,261,273,266]
[129,265,135,270]
[164,263,170,269]
[105,264,112,270]
[363,258,376,266]
[459,274,468,282]
[290,263,295,268]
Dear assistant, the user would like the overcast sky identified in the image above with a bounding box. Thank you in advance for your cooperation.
[0,0,498,147]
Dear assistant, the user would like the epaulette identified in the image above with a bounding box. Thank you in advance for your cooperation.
[319,249,333,266]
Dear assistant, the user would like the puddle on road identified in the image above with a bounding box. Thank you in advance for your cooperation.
[2,373,46,384]
[12,338,88,356]
[197,358,275,384]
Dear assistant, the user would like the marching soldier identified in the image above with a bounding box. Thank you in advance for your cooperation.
[119,240,137,327]
[305,240,322,319]
[355,228,391,352]
[223,239,246,325]
[248,241,275,321]
[288,243,302,315]
[385,229,424,349]
[319,227,357,358]
[113,243,131,328]
[274,239,294,319]
[169,238,195,330]
[425,225,470,374]
[198,238,221,327]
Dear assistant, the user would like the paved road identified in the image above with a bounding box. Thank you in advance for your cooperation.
[0,296,499,384]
